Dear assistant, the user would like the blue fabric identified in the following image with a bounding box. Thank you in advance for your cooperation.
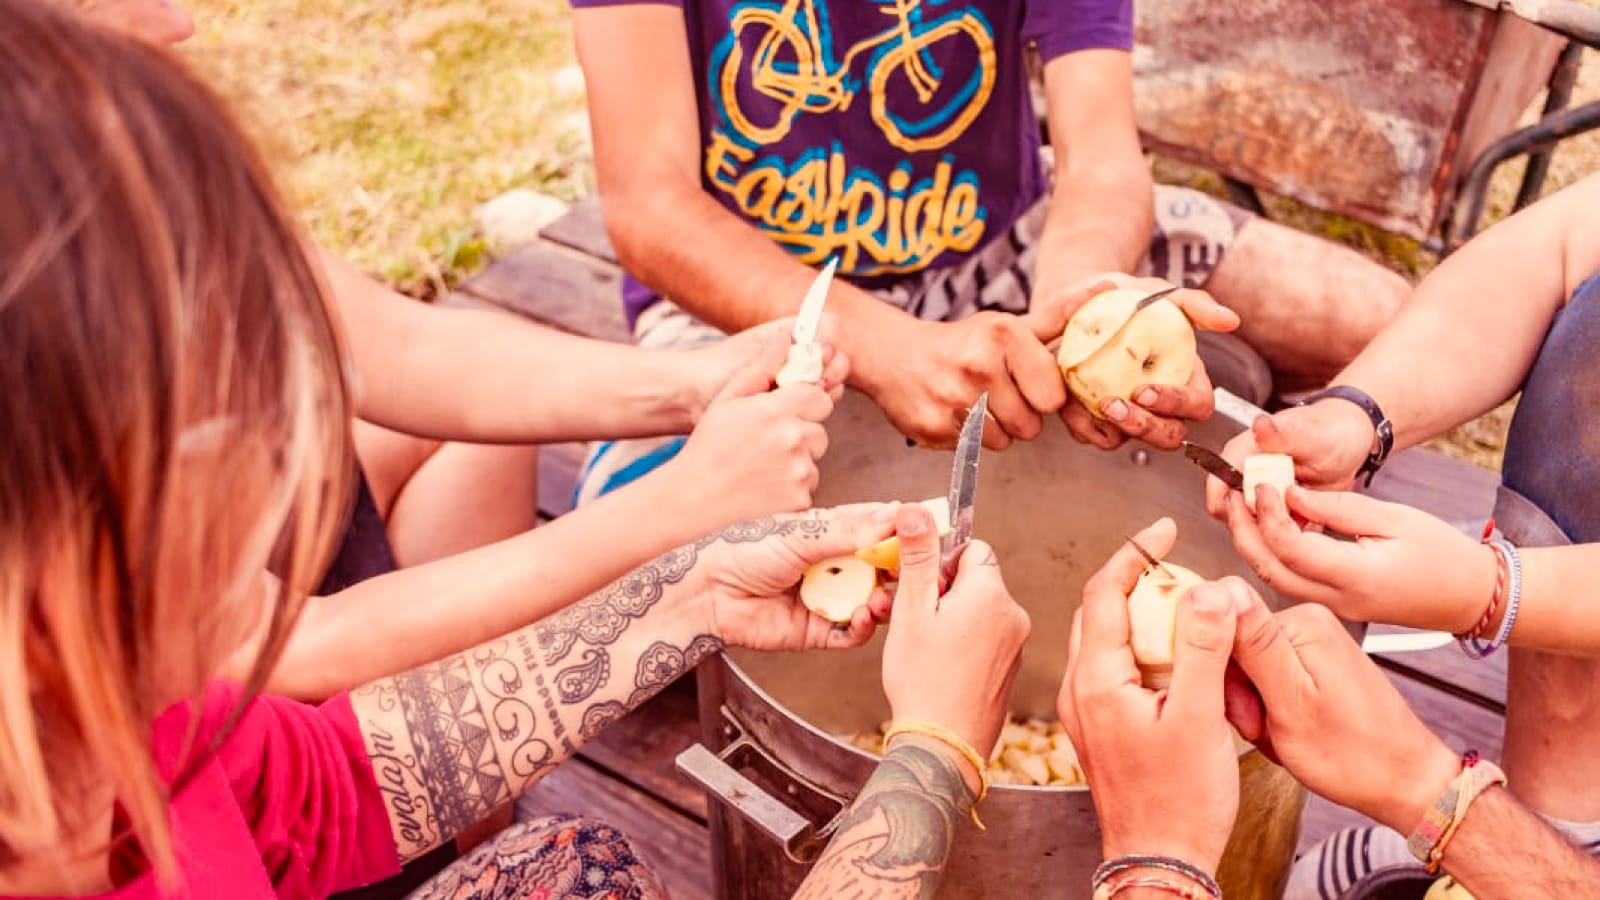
[573,436,689,507]
[1500,272,1600,543]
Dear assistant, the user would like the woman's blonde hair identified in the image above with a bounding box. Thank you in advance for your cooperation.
[0,0,354,877]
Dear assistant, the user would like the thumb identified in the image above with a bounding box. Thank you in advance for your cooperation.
[1283,486,1391,536]
[1166,582,1240,721]
[713,330,789,402]
[892,503,943,613]
[1250,414,1292,454]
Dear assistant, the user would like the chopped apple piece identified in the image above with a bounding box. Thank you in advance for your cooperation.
[1243,452,1297,513]
[799,555,877,623]
[1001,747,1052,786]
[854,497,950,573]
[1057,288,1198,420]
[1127,560,1206,690]
[1424,877,1476,900]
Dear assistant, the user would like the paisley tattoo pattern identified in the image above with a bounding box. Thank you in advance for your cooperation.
[555,649,611,704]
[580,701,628,742]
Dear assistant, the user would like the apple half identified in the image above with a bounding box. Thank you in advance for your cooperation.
[798,497,950,622]
[1243,452,1296,513]
[1127,559,1206,690]
[1057,287,1198,419]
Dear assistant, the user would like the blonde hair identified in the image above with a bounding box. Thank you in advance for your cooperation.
[0,0,354,879]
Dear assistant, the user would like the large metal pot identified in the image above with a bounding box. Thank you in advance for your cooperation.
[680,389,1306,899]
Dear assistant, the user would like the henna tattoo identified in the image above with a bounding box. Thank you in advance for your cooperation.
[579,701,627,742]
[684,634,724,669]
[533,671,576,755]
[534,546,702,665]
[792,739,974,899]
[634,642,685,692]
[697,512,827,548]
[555,648,611,704]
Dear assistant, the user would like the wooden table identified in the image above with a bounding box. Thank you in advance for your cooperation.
[452,200,1506,899]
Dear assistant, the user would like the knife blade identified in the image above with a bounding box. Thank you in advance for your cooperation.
[791,258,836,347]
[1182,441,1245,491]
[1123,534,1175,579]
[1362,630,1455,655]
[941,392,987,584]
[1133,285,1180,314]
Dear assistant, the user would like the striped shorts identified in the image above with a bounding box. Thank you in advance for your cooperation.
[575,184,1251,507]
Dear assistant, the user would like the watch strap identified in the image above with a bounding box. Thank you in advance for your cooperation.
[1296,385,1394,487]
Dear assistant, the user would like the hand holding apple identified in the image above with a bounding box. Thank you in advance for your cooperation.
[1204,404,1378,520]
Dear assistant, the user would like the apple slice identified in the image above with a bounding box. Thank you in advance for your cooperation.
[1243,452,1297,513]
[1127,560,1206,689]
[854,497,950,573]
[799,555,878,623]
[1057,288,1197,420]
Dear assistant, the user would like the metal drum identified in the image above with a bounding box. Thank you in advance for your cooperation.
[680,388,1306,899]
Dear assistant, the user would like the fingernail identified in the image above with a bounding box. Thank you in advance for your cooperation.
[1103,399,1129,422]
[1135,388,1158,407]
[900,515,925,536]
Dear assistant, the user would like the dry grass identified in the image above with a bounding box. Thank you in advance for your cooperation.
[183,0,1599,468]
[183,0,592,295]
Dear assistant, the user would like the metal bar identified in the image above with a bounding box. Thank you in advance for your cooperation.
[1445,99,1600,250]
[1221,176,1268,217]
[1516,41,1584,211]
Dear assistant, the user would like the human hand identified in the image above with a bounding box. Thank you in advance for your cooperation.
[663,334,834,525]
[1040,274,1238,452]
[1226,592,1459,833]
[1223,485,1496,632]
[686,314,849,421]
[1204,404,1377,519]
[701,504,899,652]
[1057,518,1243,876]
[855,310,1066,451]
[879,504,1030,760]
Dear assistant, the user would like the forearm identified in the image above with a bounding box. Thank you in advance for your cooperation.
[1441,786,1600,897]
[1033,163,1153,295]
[793,736,977,900]
[1485,544,1600,656]
[351,545,721,862]
[1334,178,1600,450]
[265,469,722,697]
[319,248,702,442]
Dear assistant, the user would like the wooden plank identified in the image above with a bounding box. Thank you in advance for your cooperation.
[1360,447,1499,530]
[1368,624,1507,711]
[1296,669,1504,854]
[458,243,630,344]
[577,677,709,821]
[540,195,618,265]
[516,757,713,900]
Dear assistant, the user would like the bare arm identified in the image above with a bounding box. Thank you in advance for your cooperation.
[318,248,710,443]
[1334,173,1600,449]
[1442,787,1600,898]
[793,738,977,900]
[1030,49,1154,309]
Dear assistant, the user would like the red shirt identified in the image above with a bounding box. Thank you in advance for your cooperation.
[6,684,403,900]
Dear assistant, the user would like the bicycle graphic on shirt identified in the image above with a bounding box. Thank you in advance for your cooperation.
[714,0,996,153]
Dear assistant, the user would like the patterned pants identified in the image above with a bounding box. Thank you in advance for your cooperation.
[576,183,1253,506]
[407,817,665,900]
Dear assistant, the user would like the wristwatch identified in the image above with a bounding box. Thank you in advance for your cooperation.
[1295,385,1394,487]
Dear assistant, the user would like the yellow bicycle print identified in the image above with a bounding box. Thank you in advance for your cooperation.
[714,0,997,153]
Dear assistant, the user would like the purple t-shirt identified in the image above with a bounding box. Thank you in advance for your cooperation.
[572,0,1134,325]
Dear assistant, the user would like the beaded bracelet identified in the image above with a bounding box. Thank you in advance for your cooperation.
[1406,750,1507,872]
[1096,876,1214,899]
[1092,855,1222,899]
[882,720,988,829]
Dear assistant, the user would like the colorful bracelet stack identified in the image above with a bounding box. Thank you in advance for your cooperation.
[882,720,989,830]
[1091,854,1223,899]
[1456,520,1522,659]
[1406,750,1507,873]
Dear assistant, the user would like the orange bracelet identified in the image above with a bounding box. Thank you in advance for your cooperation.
[882,720,988,829]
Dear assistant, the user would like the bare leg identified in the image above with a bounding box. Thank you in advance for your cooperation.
[1504,651,1600,819]
[353,420,540,567]
[1200,218,1410,391]
[407,816,665,900]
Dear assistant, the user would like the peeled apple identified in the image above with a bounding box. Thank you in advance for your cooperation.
[1424,877,1475,900]
[1057,288,1197,419]
[854,497,950,573]
[1127,560,1206,689]
[799,555,878,623]
[1243,452,1297,513]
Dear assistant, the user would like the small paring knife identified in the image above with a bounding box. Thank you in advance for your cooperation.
[1362,630,1455,655]
[1182,441,1245,491]
[1133,285,1180,314]
[941,392,987,587]
[775,259,837,387]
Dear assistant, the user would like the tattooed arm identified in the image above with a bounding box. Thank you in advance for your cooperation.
[349,509,896,861]
[793,737,979,899]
